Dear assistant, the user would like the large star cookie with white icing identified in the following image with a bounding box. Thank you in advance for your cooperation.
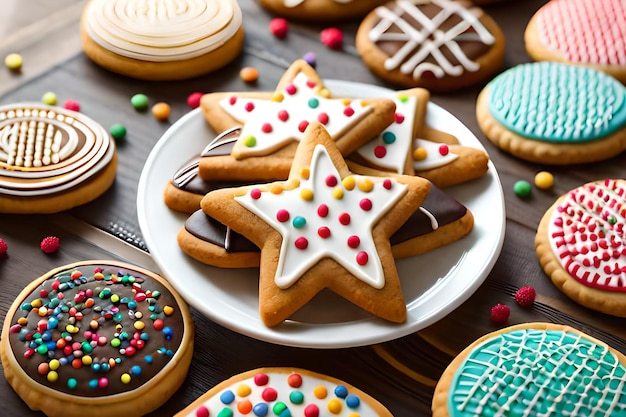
[200,122,430,326]
[535,179,626,317]
[198,60,397,181]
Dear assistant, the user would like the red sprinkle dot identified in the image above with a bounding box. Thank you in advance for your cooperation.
[254,373,269,386]
[187,92,204,109]
[294,237,308,250]
[98,378,108,388]
[304,404,320,417]
[285,84,297,95]
[278,110,289,121]
[395,113,405,124]
[0,238,8,256]
[250,188,262,199]
[317,112,329,125]
[63,100,80,112]
[244,102,255,112]
[298,120,309,132]
[320,27,343,49]
[356,251,369,266]
[276,209,290,222]
[343,107,355,117]
[288,373,303,388]
[306,80,317,89]
[269,17,289,39]
[195,406,209,417]
[261,123,273,133]
[374,145,387,159]
[439,144,449,156]
[325,175,338,187]
[317,204,329,217]
[228,96,237,105]
[262,387,278,402]
[383,179,393,189]
[153,319,165,331]
[338,213,351,225]
[347,235,360,248]
[360,198,372,211]
[318,226,331,239]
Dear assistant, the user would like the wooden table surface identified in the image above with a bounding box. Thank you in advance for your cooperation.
[1,0,625,415]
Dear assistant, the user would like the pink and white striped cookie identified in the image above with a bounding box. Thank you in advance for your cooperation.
[535,179,626,316]
[525,0,626,84]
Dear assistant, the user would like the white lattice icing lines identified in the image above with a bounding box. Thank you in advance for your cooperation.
[198,60,396,181]
[201,122,430,326]
[356,0,505,90]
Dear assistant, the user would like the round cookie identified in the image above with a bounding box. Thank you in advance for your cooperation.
[258,0,387,22]
[476,62,626,164]
[1,260,194,417]
[525,0,626,84]
[535,179,626,317]
[0,103,117,214]
[80,0,244,81]
[432,322,626,416]
[175,367,393,416]
[355,0,505,91]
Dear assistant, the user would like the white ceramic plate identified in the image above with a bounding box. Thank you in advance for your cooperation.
[137,80,505,348]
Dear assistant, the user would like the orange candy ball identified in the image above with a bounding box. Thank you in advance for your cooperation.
[151,102,170,121]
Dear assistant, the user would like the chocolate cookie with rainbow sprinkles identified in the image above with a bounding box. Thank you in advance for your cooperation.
[535,179,626,317]
[1,260,194,417]
[200,122,431,326]
[476,62,626,164]
[432,322,626,416]
[197,60,397,182]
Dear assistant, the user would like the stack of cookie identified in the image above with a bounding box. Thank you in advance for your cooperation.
[163,60,489,326]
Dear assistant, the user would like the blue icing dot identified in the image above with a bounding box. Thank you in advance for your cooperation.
[334,385,348,398]
[131,365,142,376]
[289,391,304,404]
[292,216,306,229]
[382,131,396,145]
[346,394,361,408]
[253,402,269,416]
[487,62,626,142]
[308,98,319,109]
[220,390,235,405]
[88,379,99,389]
[144,355,153,364]
[447,329,626,417]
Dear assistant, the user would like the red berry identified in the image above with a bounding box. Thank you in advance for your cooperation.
[490,303,510,325]
[514,286,536,308]
[0,238,8,256]
[40,236,60,254]
[269,18,289,39]
[320,27,343,50]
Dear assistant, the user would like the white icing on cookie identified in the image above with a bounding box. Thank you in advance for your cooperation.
[368,0,495,79]
[412,138,458,171]
[235,144,407,289]
[220,72,375,158]
[83,0,243,61]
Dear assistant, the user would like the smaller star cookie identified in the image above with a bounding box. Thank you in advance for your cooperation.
[201,122,430,326]
[198,60,397,181]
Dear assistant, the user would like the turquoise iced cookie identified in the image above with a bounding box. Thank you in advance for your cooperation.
[447,326,626,417]
[488,62,626,143]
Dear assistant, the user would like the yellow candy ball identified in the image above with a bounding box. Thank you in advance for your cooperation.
[4,53,23,71]
[534,171,554,190]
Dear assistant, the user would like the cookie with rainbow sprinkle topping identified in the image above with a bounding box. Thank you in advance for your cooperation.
[175,367,393,416]
[476,62,626,164]
[1,260,194,417]
[535,179,626,317]
[432,322,626,417]
[525,0,626,84]
[201,122,430,326]
[198,59,397,182]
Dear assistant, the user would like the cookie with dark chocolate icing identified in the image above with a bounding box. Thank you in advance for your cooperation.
[355,0,505,91]
[1,260,194,417]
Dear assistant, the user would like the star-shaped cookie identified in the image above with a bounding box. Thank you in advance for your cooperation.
[198,60,397,181]
[201,122,430,326]
[348,88,489,187]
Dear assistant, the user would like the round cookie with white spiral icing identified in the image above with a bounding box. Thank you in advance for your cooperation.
[432,322,626,417]
[355,0,505,91]
[80,0,244,80]
[525,0,626,84]
[535,179,626,317]
[175,367,393,416]
[1,260,194,417]
[0,103,117,214]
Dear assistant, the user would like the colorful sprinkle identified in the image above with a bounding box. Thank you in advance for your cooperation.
[131,93,149,111]
[63,100,81,112]
[269,17,289,39]
[302,52,316,67]
[4,53,23,71]
[187,92,204,109]
[41,91,57,105]
[513,180,532,198]
[240,66,259,83]
[534,171,554,189]
[320,27,343,49]
[152,102,171,121]
[110,123,127,141]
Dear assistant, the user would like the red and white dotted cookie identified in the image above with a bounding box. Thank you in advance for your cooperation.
[525,0,626,84]
[536,179,626,316]
[175,367,393,416]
